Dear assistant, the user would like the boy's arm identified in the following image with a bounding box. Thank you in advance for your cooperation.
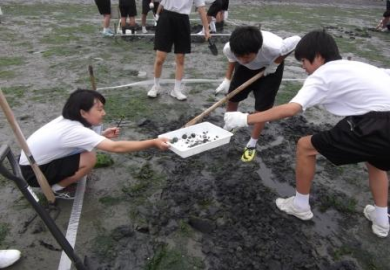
[197,6,211,40]
[224,103,302,130]
[96,138,169,153]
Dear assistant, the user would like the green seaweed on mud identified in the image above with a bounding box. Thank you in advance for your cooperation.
[0,223,9,247]
[95,152,114,168]
[99,195,123,206]
[91,234,117,260]
[318,194,357,214]
[1,86,28,106]
[275,81,301,105]
[0,56,25,67]
[146,243,204,270]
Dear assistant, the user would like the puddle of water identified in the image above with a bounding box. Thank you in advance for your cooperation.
[256,156,295,197]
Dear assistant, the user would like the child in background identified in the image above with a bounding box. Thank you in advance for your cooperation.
[141,0,160,34]
[224,30,390,238]
[94,0,114,36]
[119,0,137,35]
[147,0,210,101]
[198,0,229,35]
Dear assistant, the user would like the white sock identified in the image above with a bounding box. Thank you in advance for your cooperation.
[51,184,65,192]
[246,138,258,148]
[142,26,147,30]
[374,205,389,226]
[174,80,182,90]
[293,191,310,210]
[154,77,160,87]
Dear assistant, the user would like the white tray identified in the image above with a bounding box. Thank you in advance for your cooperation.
[158,122,233,158]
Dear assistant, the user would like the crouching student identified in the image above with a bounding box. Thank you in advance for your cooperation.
[19,89,169,200]
[223,30,390,238]
[147,0,211,101]
[216,26,301,162]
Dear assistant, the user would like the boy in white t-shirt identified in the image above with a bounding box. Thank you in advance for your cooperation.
[223,30,390,238]
[19,89,169,200]
[216,26,300,162]
[147,0,211,101]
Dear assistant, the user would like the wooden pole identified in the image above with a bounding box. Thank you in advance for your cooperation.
[0,89,55,203]
[88,65,97,91]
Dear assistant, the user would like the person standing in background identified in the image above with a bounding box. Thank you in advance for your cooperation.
[94,0,114,36]
[119,0,137,35]
[147,0,211,101]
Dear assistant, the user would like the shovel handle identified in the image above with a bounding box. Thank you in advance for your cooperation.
[0,89,55,203]
[183,52,291,128]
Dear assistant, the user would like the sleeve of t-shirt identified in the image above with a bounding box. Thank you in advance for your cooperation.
[289,74,328,111]
[194,0,205,7]
[61,126,106,152]
[280,36,301,56]
[223,43,236,63]
[380,68,390,76]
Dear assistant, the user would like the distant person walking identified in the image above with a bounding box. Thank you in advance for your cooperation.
[147,0,211,101]
[94,0,114,36]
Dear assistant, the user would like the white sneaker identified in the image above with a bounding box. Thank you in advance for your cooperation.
[102,28,114,37]
[363,205,389,238]
[276,196,313,220]
[147,85,161,98]
[142,26,148,34]
[0,250,21,268]
[197,29,204,35]
[170,87,187,101]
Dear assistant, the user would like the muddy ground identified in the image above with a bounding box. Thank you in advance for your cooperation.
[0,0,389,269]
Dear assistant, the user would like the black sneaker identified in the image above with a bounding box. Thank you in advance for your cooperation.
[53,189,76,200]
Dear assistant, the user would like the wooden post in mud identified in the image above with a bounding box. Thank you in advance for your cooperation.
[0,89,55,203]
[88,65,97,91]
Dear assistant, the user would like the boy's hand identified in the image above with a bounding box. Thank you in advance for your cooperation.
[215,78,231,94]
[223,112,249,131]
[264,63,278,76]
[154,137,170,150]
[149,2,154,9]
[103,127,120,138]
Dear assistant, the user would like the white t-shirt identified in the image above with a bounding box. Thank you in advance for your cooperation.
[19,116,105,166]
[223,31,300,70]
[160,0,205,15]
[290,60,390,116]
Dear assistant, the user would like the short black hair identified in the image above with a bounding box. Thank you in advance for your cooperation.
[294,30,342,63]
[62,89,106,127]
[383,10,390,18]
[229,26,263,56]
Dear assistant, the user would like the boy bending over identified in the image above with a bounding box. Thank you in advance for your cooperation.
[224,30,390,238]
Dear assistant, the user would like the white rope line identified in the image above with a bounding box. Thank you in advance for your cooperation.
[57,176,87,270]
[97,78,306,91]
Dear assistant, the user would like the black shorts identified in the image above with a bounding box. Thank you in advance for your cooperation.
[311,111,390,171]
[142,0,160,15]
[228,61,284,111]
[95,0,111,15]
[20,154,80,187]
[154,10,191,54]
[119,0,137,17]
[207,0,229,17]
